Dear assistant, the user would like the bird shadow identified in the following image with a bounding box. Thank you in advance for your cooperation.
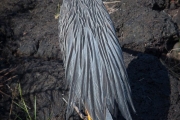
[123,48,170,120]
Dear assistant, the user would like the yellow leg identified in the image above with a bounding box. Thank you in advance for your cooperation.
[85,109,92,120]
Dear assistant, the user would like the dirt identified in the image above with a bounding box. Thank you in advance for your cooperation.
[0,0,180,120]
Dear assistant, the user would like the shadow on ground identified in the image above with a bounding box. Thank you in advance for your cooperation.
[123,48,170,120]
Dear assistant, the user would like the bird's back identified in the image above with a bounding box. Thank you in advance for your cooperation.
[59,0,135,119]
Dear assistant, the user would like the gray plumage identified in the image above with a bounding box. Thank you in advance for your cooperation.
[59,0,135,120]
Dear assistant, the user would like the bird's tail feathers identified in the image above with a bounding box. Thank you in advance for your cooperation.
[106,109,113,120]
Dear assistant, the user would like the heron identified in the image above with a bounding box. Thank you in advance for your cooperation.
[59,0,135,120]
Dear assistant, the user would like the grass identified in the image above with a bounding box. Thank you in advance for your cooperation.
[0,67,17,98]
[12,84,37,120]
[0,67,37,120]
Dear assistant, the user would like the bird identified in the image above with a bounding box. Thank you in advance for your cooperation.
[58,0,135,120]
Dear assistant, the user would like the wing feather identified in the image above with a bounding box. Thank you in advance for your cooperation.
[59,0,135,120]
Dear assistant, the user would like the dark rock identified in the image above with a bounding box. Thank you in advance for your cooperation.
[136,0,166,10]
[109,0,178,48]
[0,0,63,60]
[173,8,180,28]
[15,58,66,120]
[168,76,180,120]
[170,1,177,10]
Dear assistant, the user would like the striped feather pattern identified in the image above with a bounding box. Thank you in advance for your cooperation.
[59,0,135,119]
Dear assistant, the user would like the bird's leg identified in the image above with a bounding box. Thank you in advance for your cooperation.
[62,98,86,119]
[72,104,86,119]
[85,109,92,120]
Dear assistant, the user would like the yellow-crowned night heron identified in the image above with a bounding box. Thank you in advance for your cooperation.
[59,0,135,120]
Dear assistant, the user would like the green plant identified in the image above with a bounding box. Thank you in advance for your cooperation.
[13,84,36,120]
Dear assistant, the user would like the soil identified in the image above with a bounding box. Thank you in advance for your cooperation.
[0,0,180,120]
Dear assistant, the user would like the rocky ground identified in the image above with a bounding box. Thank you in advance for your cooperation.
[0,0,180,120]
